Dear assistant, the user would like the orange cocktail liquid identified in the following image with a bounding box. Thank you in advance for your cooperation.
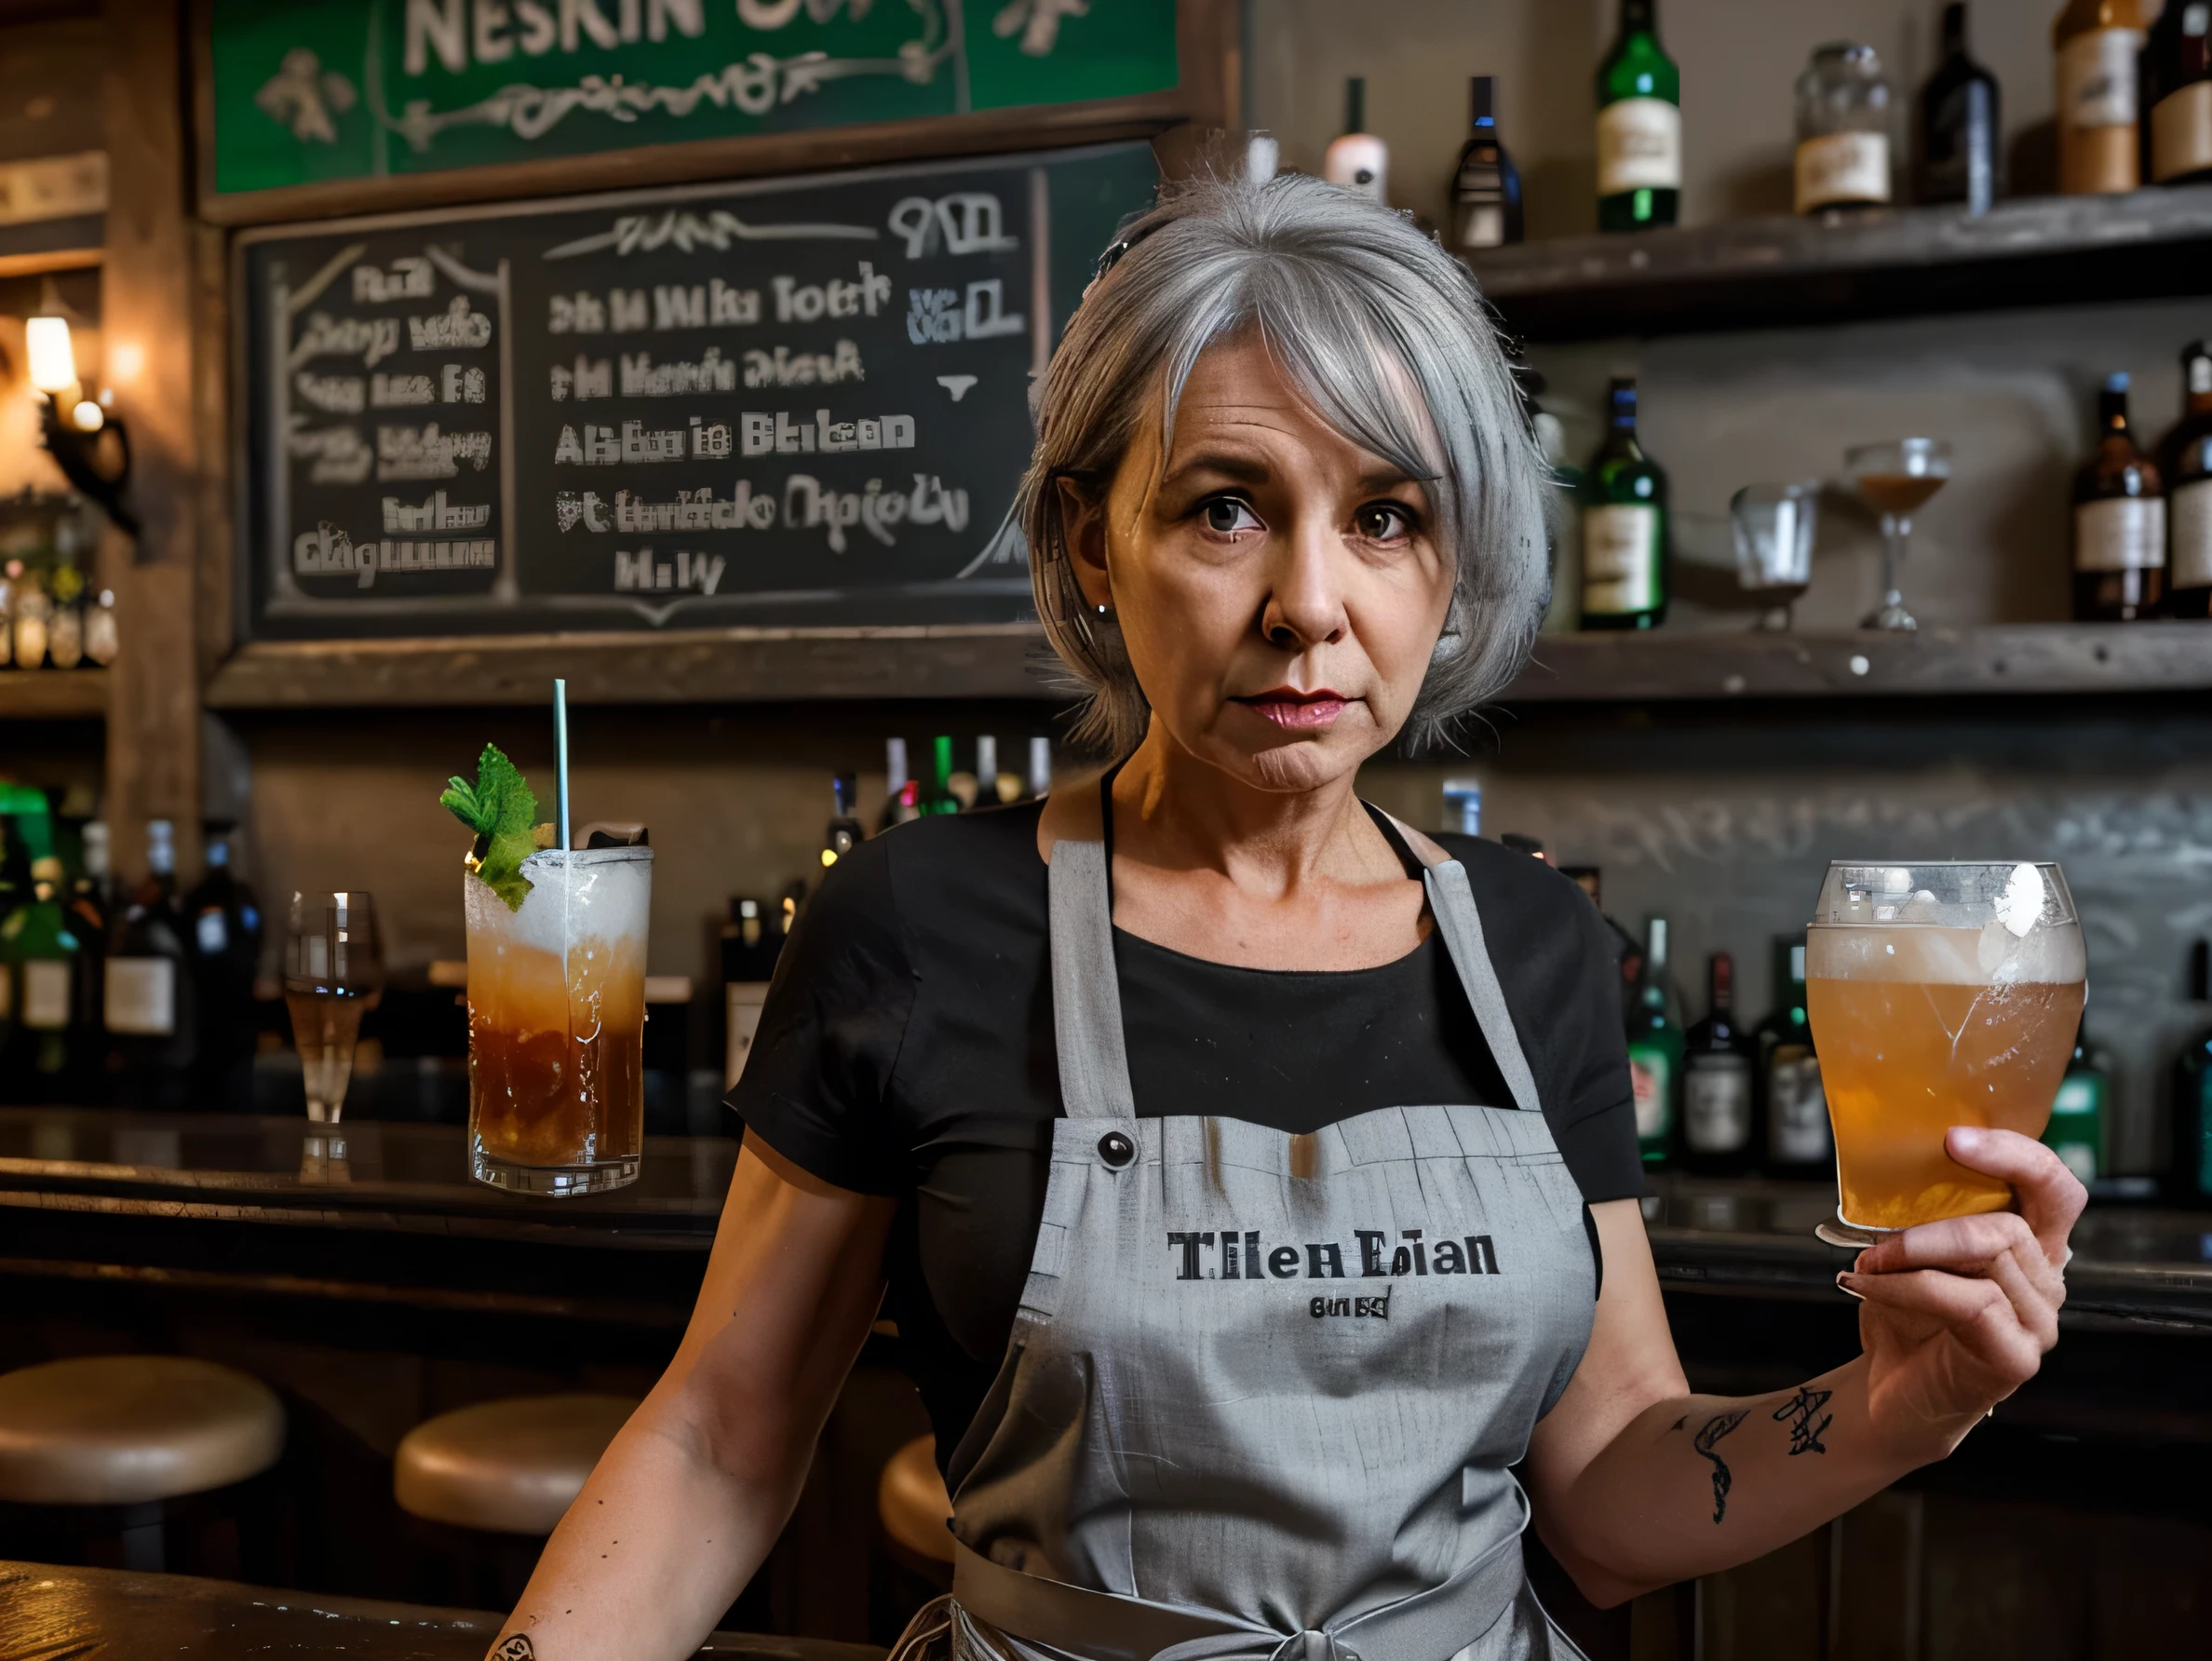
[1808,962,2082,1231]
[467,932,645,1168]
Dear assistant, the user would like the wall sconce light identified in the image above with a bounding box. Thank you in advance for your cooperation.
[25,315,137,538]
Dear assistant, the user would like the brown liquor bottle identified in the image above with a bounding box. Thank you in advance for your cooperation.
[2072,372,2165,621]
[2162,340,2212,617]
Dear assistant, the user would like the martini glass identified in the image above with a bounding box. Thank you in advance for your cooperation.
[1847,439,1950,631]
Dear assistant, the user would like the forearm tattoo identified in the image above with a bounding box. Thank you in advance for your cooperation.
[1692,1411,1751,1524]
[494,1638,535,1660]
[1773,1386,1833,1457]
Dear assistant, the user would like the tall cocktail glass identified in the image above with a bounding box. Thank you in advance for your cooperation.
[464,845,652,1195]
[1805,860,2084,1247]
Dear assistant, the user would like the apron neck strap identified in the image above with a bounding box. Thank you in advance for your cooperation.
[1047,794,1544,1121]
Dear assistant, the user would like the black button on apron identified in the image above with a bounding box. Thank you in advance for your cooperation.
[1097,1131,1136,1168]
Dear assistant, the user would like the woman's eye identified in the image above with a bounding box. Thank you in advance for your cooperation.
[1200,496,1261,535]
[1355,503,1414,541]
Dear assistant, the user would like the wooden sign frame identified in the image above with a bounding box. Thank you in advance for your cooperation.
[190,0,1234,227]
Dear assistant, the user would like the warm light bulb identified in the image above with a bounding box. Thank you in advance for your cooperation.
[107,340,144,383]
[25,317,75,395]
[71,399,102,432]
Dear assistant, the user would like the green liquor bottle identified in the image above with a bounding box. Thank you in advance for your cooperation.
[1579,378,1670,629]
[1756,933,1832,1177]
[2044,1020,2111,1184]
[0,856,80,1095]
[2168,941,2212,1205]
[1626,915,1682,1166]
[1597,0,1681,232]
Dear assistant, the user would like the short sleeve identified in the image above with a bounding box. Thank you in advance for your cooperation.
[1545,890,1643,1203]
[724,835,917,1196]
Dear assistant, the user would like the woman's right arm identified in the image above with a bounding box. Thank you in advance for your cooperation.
[487,1138,897,1661]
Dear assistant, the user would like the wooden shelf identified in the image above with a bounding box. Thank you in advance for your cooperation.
[0,669,108,719]
[202,622,2212,709]
[203,625,1060,709]
[1466,186,2212,340]
[1500,623,2212,702]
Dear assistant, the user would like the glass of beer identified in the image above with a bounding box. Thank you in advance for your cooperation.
[1806,860,2084,1246]
[464,845,652,1195]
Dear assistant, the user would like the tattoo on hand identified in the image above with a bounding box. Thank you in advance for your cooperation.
[1773,1386,1833,1457]
[494,1638,535,1661]
[1693,1411,1751,1524]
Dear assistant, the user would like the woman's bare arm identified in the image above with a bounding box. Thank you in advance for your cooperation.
[488,1140,897,1661]
[1524,1129,2082,1606]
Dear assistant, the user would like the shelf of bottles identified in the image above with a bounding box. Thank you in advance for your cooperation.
[0,492,115,713]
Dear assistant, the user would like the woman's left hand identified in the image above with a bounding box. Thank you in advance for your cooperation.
[1841,1127,2086,1459]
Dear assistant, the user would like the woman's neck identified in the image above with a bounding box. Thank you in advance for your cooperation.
[1109,725,1401,900]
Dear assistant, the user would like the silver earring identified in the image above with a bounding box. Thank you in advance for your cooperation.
[1095,602,1112,616]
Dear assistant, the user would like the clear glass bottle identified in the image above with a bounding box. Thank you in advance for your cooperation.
[1796,43,1895,213]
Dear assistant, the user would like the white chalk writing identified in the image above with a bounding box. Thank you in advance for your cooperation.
[408,295,492,350]
[377,423,493,480]
[294,371,365,413]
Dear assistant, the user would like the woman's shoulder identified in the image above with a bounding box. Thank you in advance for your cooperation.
[862,797,1053,953]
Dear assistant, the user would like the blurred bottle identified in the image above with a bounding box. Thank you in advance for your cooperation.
[1,854,80,1096]
[1027,736,1054,802]
[83,587,118,667]
[2161,339,2212,616]
[1451,75,1524,250]
[2053,0,2151,195]
[2044,1019,2111,1184]
[1579,377,1670,630]
[921,735,961,816]
[1757,933,1832,1177]
[821,774,863,870]
[1794,43,1895,214]
[65,820,110,1101]
[1681,952,1755,1173]
[2073,372,2166,621]
[1626,915,1681,1167]
[1322,77,1388,202]
[2144,0,2212,184]
[1596,0,1681,231]
[1441,778,1482,837]
[722,897,776,1093]
[1919,3,2003,211]
[105,818,196,1109]
[879,737,920,832]
[185,830,263,1111]
[2168,939,2212,1205]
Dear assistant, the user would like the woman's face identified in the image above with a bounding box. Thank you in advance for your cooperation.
[1063,334,1453,794]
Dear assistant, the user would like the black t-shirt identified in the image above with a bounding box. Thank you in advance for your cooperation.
[730,798,1640,1462]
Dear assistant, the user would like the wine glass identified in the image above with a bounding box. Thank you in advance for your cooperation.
[282,891,384,1128]
[1846,438,1950,631]
[1730,481,1822,629]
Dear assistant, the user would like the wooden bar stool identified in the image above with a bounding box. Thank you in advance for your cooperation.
[877,1434,952,1588]
[0,1356,286,1573]
[395,1393,638,1610]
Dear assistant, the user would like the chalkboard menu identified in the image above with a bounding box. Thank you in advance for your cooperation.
[236,142,1156,640]
[210,0,1179,196]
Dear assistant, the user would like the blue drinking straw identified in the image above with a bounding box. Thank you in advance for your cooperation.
[553,678,572,853]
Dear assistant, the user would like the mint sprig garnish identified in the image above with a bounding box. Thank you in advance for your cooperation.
[440,743,540,912]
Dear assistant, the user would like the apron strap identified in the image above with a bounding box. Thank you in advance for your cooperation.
[1048,837,1139,1122]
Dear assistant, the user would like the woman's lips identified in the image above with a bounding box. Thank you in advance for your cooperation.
[1236,689,1349,731]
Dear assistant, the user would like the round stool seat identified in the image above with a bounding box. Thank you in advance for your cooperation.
[0,1357,285,1506]
[396,1394,638,1534]
[878,1434,953,1564]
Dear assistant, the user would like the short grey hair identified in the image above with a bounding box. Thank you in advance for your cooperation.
[1018,171,1551,756]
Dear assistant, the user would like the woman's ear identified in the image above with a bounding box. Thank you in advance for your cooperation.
[1055,473,1113,611]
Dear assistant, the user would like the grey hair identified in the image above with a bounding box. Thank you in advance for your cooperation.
[1018,171,1551,757]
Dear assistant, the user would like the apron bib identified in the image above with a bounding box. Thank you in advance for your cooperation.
[913,813,1598,1661]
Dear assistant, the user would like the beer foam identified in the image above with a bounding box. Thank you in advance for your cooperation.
[1808,923,2084,986]
[465,848,653,960]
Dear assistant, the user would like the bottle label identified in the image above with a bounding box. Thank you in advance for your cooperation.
[1767,1048,1831,1165]
[1455,202,1506,250]
[724,980,771,1092]
[2074,496,2166,572]
[1627,1044,1673,1143]
[1683,1056,1753,1154]
[1795,131,1890,212]
[2174,479,2212,588]
[2154,82,2212,182]
[2046,1075,2103,1182]
[1582,503,1662,613]
[2051,1075,2102,1117]
[2197,1074,2212,1198]
[1598,97,1681,195]
[1924,82,1997,203]
[2059,27,2145,128]
[105,957,176,1037]
[22,960,69,1030]
[196,911,229,956]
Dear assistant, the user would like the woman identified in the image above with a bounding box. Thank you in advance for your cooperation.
[489,175,2083,1661]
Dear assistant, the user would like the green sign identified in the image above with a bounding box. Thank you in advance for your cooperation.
[212,0,1180,196]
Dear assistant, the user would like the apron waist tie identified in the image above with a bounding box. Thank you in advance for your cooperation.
[949,1499,1531,1661]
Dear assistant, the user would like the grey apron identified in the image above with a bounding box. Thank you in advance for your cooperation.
[910,813,1598,1661]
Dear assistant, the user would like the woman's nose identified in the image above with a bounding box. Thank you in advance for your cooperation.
[1260,522,1350,651]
